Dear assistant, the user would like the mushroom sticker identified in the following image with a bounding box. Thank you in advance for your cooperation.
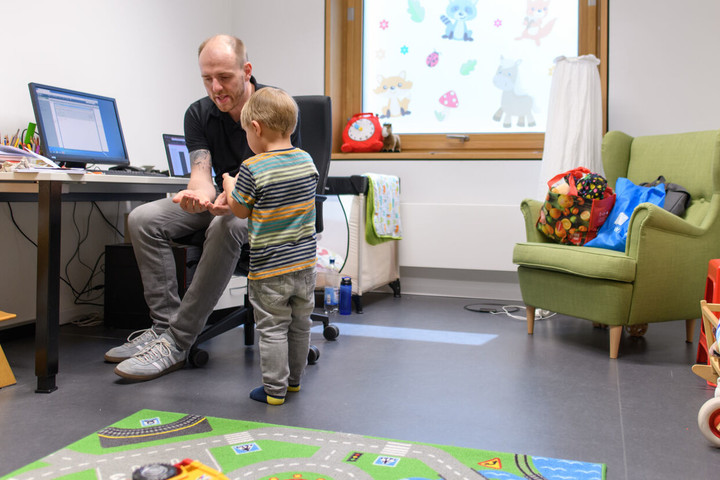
[435,90,459,121]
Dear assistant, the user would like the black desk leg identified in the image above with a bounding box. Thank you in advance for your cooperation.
[35,181,61,393]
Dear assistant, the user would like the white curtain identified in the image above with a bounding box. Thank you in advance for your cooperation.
[537,55,603,199]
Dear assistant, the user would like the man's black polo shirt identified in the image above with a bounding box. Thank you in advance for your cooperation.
[183,76,301,188]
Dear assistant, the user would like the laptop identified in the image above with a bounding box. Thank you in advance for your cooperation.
[162,134,192,177]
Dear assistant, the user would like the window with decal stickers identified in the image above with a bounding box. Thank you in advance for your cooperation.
[326,0,606,157]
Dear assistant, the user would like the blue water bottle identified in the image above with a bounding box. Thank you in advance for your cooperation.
[339,276,352,315]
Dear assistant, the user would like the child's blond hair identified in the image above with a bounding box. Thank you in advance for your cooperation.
[240,87,298,136]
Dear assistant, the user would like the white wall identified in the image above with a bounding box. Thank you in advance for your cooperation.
[608,1,720,135]
[232,1,326,97]
[328,160,538,271]
[1,0,231,170]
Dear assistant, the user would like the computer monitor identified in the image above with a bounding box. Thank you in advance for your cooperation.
[28,82,131,168]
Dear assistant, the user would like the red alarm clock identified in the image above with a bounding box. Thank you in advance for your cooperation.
[341,113,383,153]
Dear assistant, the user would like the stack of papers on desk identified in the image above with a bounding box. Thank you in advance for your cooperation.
[0,145,62,171]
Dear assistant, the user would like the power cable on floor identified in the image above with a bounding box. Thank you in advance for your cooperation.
[492,305,556,321]
[464,303,517,314]
[464,302,556,321]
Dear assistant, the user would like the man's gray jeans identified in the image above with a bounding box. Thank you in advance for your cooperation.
[127,197,247,351]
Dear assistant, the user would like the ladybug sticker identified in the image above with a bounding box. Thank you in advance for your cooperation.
[426,50,439,67]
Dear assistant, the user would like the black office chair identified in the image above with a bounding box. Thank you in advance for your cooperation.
[186,95,338,368]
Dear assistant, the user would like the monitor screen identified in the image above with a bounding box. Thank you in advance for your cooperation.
[162,134,191,177]
[28,82,130,167]
[162,133,215,178]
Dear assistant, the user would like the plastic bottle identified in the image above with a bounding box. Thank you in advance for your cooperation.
[323,258,339,315]
[339,276,353,315]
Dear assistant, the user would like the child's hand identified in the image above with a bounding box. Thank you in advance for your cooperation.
[221,172,252,219]
[222,172,237,196]
[207,191,231,216]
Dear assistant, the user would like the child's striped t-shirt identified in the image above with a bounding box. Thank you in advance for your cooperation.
[231,147,318,280]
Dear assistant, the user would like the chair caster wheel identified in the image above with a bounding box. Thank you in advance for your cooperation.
[189,348,209,367]
[308,345,320,365]
[323,324,340,340]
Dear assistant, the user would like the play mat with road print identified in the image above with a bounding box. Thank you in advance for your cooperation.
[1,409,606,480]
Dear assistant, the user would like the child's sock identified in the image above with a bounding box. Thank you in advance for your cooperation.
[287,384,301,392]
[250,386,285,405]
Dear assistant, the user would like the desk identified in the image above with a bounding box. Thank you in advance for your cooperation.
[0,171,188,393]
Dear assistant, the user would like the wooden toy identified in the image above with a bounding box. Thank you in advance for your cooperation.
[693,300,720,446]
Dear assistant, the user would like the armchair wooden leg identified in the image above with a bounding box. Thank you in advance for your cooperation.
[609,325,622,359]
[686,318,696,343]
[526,306,535,335]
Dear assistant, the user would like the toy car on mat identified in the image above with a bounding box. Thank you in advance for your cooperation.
[132,458,229,480]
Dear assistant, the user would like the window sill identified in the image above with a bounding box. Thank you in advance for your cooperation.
[331,149,543,160]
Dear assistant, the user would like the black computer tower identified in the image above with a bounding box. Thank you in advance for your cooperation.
[104,243,199,329]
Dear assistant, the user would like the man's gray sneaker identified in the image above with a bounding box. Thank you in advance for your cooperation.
[104,327,160,363]
[114,333,186,381]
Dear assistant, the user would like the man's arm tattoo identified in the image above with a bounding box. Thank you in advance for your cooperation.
[190,149,212,172]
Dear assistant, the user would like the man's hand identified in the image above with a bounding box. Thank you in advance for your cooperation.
[172,190,212,213]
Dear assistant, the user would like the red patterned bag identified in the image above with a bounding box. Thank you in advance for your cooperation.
[536,167,616,246]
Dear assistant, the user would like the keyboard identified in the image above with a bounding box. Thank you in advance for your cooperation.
[99,169,168,177]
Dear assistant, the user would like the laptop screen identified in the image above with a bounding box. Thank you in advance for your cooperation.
[162,134,191,177]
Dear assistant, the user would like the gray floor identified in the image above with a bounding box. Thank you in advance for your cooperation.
[0,293,718,479]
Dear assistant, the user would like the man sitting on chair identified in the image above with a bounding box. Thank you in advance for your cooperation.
[105,34,299,381]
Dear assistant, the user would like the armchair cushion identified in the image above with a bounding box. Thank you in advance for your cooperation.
[513,243,635,282]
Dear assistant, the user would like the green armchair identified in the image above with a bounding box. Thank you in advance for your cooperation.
[513,130,720,358]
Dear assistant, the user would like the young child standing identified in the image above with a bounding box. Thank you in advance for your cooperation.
[223,87,318,405]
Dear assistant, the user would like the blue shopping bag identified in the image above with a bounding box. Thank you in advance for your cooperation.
[584,177,665,251]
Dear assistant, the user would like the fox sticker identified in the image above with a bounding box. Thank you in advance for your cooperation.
[374,72,413,119]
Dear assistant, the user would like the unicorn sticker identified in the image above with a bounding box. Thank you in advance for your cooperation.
[492,57,536,128]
